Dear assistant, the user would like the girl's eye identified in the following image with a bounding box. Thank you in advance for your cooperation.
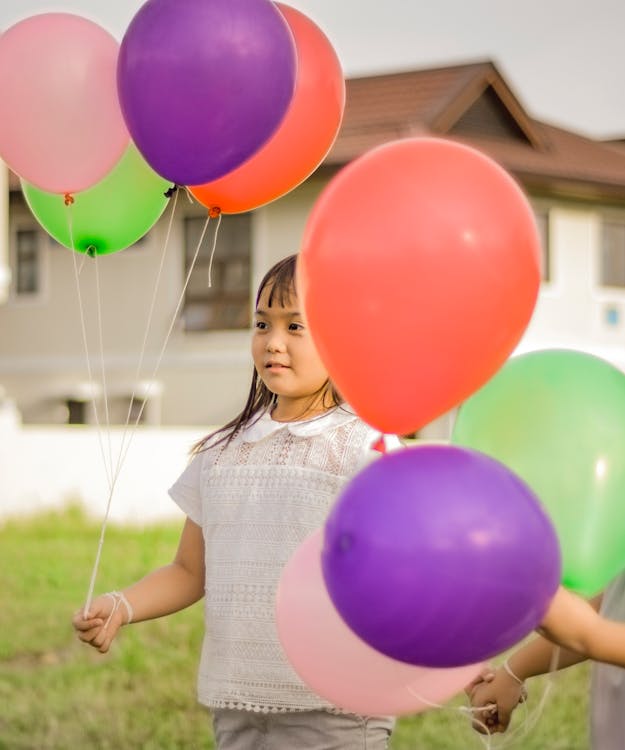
[254,320,267,330]
[289,322,304,332]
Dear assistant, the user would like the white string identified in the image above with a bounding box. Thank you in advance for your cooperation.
[93,252,114,483]
[405,686,494,749]
[82,191,181,615]
[102,590,133,626]
[452,645,560,749]
[83,200,214,615]
[112,188,180,478]
[68,213,114,491]
[207,212,222,287]
[500,646,558,743]
[181,185,196,203]
[112,210,212,474]
[102,592,122,629]
[77,251,88,275]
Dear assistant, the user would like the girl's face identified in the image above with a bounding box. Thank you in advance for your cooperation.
[252,282,330,421]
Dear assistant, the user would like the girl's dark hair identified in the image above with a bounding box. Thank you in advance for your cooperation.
[192,253,342,454]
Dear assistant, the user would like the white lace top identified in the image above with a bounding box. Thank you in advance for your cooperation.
[169,406,389,713]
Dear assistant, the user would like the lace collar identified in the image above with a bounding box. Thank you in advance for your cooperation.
[240,405,361,443]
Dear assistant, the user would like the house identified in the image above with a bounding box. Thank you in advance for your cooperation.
[2,59,625,438]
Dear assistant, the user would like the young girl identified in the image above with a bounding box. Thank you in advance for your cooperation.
[72,254,395,749]
[467,578,625,747]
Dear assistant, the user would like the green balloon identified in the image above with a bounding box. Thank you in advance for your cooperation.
[452,349,625,596]
[21,144,173,255]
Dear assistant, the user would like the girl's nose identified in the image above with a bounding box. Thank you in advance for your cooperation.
[266,335,286,353]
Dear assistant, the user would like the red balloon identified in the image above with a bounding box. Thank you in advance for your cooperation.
[298,138,541,435]
[189,3,344,214]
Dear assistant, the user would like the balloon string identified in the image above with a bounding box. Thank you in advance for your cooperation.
[207,210,222,287]
[426,647,559,749]
[68,208,114,491]
[77,251,88,275]
[109,207,213,482]
[83,188,180,616]
[181,185,196,203]
[67,207,127,619]
[497,647,557,745]
[112,187,180,480]
[93,253,114,483]
[82,195,215,615]
[67,213,119,616]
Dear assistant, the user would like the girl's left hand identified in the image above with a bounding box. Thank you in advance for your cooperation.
[72,594,125,654]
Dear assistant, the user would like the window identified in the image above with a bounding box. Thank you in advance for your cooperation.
[601,219,625,288]
[66,399,87,425]
[14,229,41,295]
[534,209,551,282]
[65,395,149,425]
[182,214,252,331]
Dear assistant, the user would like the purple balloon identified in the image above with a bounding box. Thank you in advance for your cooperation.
[118,0,296,185]
[322,445,561,667]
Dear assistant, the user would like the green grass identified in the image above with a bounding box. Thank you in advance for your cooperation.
[0,507,591,749]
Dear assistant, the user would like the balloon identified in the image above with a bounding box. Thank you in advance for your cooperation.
[189,3,344,214]
[21,144,172,255]
[452,348,625,597]
[322,445,561,667]
[276,529,482,716]
[118,0,297,185]
[0,13,129,194]
[298,137,540,435]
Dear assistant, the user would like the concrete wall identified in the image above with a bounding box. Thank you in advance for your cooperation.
[0,416,205,526]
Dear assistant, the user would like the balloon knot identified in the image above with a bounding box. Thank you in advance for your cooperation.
[164,184,178,198]
[64,193,74,206]
[209,206,221,219]
[371,436,386,453]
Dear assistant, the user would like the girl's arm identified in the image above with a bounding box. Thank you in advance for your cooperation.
[73,517,205,653]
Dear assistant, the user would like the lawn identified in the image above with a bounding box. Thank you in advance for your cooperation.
[0,507,591,749]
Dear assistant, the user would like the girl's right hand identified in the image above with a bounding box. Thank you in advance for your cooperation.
[72,594,126,654]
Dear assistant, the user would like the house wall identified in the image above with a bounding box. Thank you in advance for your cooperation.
[0,174,330,427]
[517,202,625,371]
[2,174,625,437]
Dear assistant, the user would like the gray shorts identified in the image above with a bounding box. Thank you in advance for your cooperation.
[212,708,395,750]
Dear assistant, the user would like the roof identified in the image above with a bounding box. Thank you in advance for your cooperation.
[8,60,625,204]
[325,60,625,204]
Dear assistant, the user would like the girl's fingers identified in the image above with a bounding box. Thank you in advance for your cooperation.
[92,622,121,651]
[77,624,107,644]
[73,616,104,632]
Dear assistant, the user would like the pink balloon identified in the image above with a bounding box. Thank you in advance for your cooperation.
[276,529,482,716]
[0,13,129,193]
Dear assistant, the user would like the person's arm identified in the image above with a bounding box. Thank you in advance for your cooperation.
[72,517,205,653]
[468,587,604,733]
